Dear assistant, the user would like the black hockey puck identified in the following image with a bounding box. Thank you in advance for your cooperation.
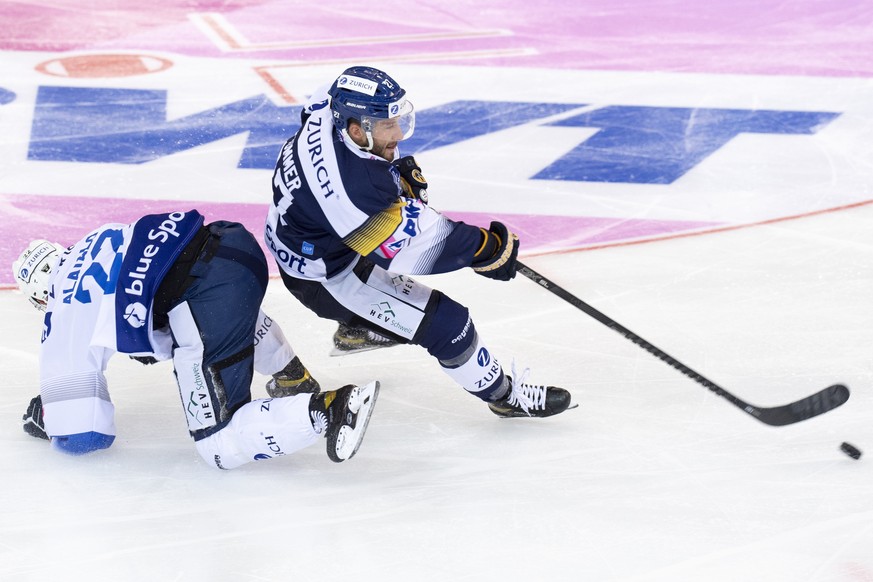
[840,442,862,460]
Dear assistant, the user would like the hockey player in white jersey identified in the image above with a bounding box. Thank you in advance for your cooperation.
[266,66,572,418]
[13,210,378,469]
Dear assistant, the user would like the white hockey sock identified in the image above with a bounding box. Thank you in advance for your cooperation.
[195,393,320,470]
[253,309,296,375]
[439,333,508,400]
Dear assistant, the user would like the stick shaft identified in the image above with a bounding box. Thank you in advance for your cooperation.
[516,262,753,410]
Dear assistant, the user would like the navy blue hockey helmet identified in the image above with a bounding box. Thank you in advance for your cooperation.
[328,66,415,150]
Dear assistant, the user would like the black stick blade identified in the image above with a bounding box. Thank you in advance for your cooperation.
[517,262,850,428]
[755,384,850,427]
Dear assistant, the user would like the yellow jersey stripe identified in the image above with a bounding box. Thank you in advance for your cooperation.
[342,201,404,255]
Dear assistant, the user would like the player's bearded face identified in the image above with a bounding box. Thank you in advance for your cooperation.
[368,118,404,160]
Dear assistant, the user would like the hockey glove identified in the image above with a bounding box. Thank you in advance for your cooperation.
[471,221,519,281]
[22,395,49,440]
[393,156,428,203]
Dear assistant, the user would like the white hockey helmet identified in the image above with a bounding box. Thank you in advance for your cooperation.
[12,240,64,311]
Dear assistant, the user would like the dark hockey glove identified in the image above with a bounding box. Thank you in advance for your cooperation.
[393,156,428,203]
[22,395,49,440]
[471,221,519,281]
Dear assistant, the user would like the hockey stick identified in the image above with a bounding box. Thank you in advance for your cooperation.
[517,261,849,426]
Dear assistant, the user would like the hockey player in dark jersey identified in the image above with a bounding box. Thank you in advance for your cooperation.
[13,211,378,468]
[266,66,573,418]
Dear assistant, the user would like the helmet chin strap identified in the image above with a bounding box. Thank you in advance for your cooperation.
[359,119,375,152]
[340,127,374,152]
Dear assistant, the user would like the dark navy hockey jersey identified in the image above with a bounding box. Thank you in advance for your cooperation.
[265,94,482,282]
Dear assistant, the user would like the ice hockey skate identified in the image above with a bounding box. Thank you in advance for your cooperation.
[265,356,320,398]
[488,366,574,418]
[311,381,380,462]
[330,323,399,357]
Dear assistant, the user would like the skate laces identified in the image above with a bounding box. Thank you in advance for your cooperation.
[507,361,547,416]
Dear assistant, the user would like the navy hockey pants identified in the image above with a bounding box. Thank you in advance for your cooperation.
[160,221,268,441]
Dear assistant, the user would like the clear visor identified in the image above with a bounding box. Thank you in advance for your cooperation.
[361,99,415,142]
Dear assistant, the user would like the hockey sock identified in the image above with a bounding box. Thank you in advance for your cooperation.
[195,393,320,470]
[438,331,508,402]
[252,309,295,375]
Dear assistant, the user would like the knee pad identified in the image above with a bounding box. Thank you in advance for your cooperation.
[415,292,475,361]
[195,429,249,470]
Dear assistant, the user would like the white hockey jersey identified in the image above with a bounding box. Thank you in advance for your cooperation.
[39,210,204,441]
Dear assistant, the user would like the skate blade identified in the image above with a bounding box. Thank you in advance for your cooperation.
[346,380,380,460]
[332,380,380,462]
[329,344,394,357]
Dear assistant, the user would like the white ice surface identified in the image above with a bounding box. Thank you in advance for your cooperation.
[2,202,872,581]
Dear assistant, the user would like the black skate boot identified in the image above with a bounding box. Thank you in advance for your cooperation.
[310,381,380,462]
[266,356,320,398]
[488,368,573,418]
[331,323,399,356]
